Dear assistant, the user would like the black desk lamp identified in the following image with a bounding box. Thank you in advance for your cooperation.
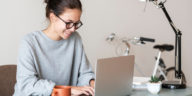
[144,0,186,89]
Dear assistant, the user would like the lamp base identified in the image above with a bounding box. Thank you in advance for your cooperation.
[162,81,186,89]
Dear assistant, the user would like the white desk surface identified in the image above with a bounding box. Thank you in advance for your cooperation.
[131,87,192,96]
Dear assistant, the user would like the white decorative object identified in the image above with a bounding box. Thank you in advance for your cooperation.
[132,76,150,89]
[147,81,162,94]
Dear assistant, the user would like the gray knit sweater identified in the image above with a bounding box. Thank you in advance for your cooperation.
[13,31,95,96]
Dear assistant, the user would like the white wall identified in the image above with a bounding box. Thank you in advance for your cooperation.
[80,0,192,87]
[0,0,46,65]
[0,0,191,86]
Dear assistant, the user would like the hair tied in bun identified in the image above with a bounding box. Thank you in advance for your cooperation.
[44,0,50,4]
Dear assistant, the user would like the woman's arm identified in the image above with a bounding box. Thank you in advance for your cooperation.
[15,37,55,96]
[77,50,95,86]
[74,33,95,87]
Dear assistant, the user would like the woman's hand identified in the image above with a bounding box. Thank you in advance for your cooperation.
[71,86,94,96]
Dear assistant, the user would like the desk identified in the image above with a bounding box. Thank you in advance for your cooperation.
[131,87,192,96]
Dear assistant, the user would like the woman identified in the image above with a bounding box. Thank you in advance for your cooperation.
[13,0,95,95]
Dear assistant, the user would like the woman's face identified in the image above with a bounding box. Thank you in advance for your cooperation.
[52,8,82,39]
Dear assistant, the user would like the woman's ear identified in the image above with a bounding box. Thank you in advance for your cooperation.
[49,12,58,23]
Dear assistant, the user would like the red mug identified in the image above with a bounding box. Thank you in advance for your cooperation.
[51,85,71,96]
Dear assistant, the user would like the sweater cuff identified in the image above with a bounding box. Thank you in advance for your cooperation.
[46,80,56,95]
[78,74,95,86]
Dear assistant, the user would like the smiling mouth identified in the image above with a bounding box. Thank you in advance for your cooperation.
[64,32,71,36]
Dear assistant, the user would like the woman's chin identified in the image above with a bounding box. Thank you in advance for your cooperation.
[60,32,72,39]
[62,35,70,39]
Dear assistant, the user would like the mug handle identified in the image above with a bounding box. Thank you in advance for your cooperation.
[51,91,58,96]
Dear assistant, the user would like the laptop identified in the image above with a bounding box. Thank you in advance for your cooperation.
[94,55,135,96]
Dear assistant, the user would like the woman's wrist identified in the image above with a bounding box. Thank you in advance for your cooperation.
[89,79,95,88]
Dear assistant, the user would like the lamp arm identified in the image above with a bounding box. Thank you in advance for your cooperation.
[158,2,182,79]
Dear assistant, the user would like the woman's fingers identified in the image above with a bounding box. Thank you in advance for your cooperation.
[82,86,94,96]
[81,90,90,95]
[71,86,95,96]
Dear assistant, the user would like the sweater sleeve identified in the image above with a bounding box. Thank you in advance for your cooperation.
[77,50,95,86]
[15,36,55,96]
[75,33,95,86]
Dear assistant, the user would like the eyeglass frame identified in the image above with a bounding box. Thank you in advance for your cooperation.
[55,15,83,30]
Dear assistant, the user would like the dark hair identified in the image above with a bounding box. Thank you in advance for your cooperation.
[44,0,82,18]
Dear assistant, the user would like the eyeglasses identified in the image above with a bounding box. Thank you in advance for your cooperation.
[56,16,83,30]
